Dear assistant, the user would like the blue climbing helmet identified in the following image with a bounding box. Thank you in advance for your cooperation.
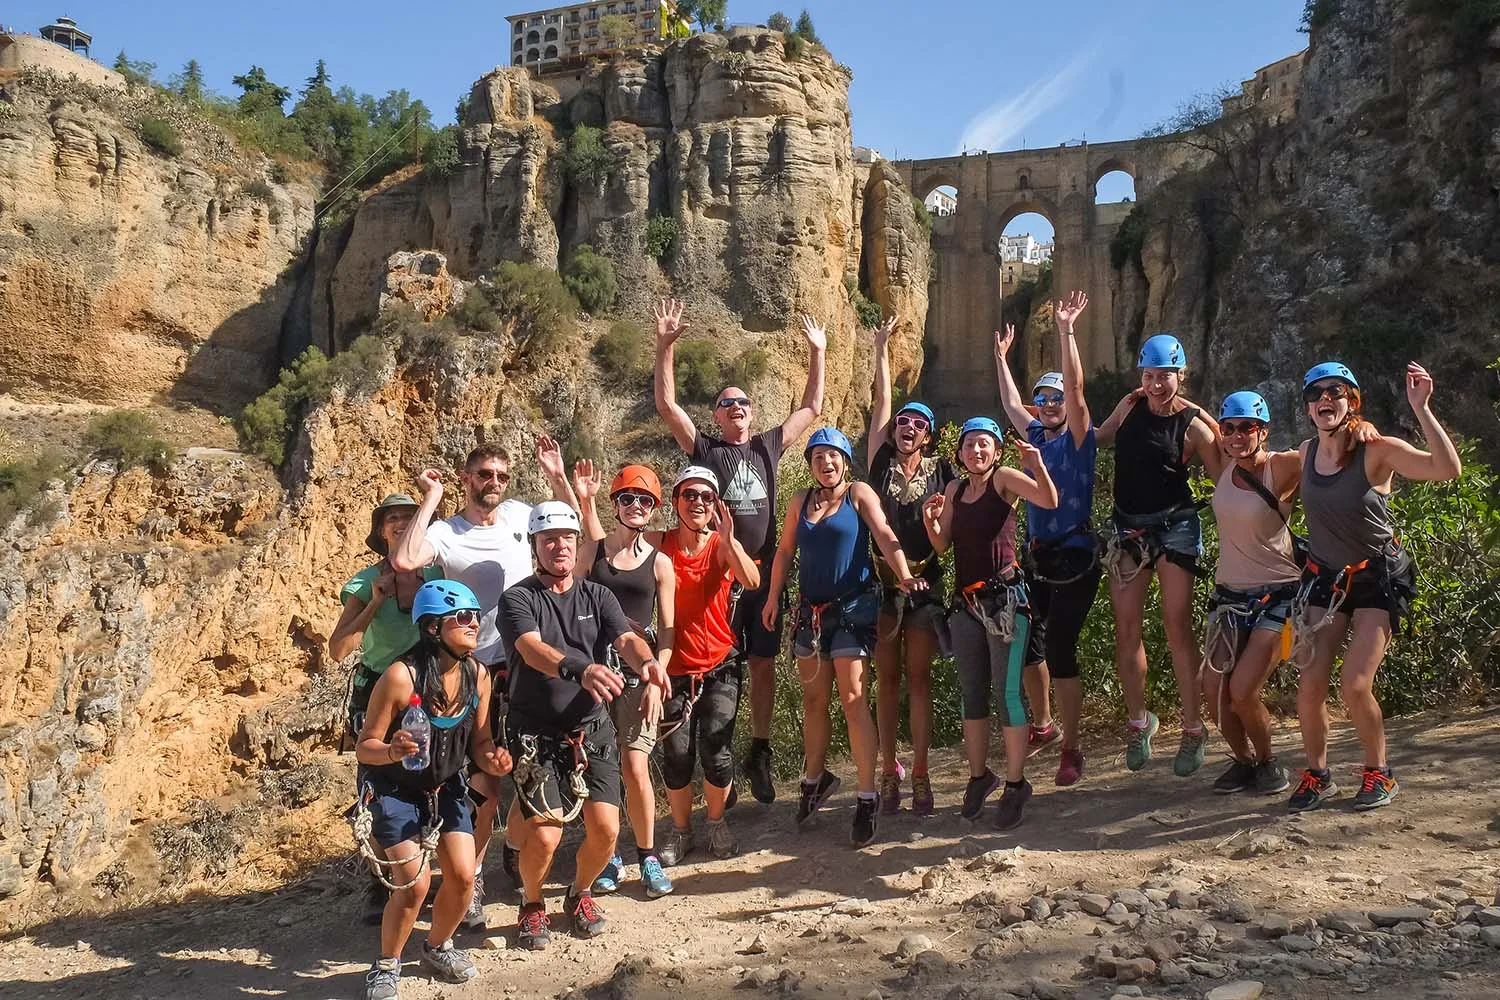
[958,416,1003,448]
[1137,333,1186,370]
[895,401,936,425]
[1302,361,1359,391]
[1219,390,1271,423]
[411,580,481,624]
[804,426,853,463]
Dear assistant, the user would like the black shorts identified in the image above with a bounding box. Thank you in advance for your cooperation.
[732,576,784,660]
[505,712,622,821]
[877,583,946,630]
[1300,550,1416,633]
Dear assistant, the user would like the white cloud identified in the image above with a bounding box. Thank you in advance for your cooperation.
[956,49,1098,154]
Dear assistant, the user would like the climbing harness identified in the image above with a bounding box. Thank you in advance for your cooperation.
[350,782,443,891]
[511,729,591,824]
[959,572,1029,643]
[1102,527,1156,584]
[878,554,933,640]
[1289,558,1367,666]
[1025,528,1100,586]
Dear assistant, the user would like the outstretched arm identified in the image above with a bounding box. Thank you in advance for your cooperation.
[1374,362,1462,483]
[1054,291,1093,448]
[993,324,1034,435]
[652,298,699,454]
[1000,441,1059,509]
[1095,389,1143,447]
[780,314,828,445]
[866,315,899,467]
[572,459,604,576]
[761,499,802,631]
[536,436,578,506]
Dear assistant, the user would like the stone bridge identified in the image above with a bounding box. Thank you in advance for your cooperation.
[893,138,1177,416]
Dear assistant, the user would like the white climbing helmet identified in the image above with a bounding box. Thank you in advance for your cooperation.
[527,500,581,537]
[672,465,720,496]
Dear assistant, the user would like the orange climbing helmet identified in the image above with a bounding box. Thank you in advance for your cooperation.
[610,464,663,504]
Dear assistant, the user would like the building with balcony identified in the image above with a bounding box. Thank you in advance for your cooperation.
[924,188,957,218]
[507,1,677,70]
[1000,233,1051,265]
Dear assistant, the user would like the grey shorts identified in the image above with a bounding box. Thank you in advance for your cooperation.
[794,588,879,659]
[878,586,946,631]
[1210,584,1296,634]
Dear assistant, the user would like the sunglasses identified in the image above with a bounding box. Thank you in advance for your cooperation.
[1302,382,1351,404]
[1220,420,1264,436]
[716,396,752,409]
[472,469,511,484]
[443,609,481,627]
[678,488,717,505]
[1033,392,1064,406]
[614,491,657,510]
[895,413,931,431]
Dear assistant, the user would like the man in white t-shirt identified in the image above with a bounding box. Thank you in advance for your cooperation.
[390,436,575,929]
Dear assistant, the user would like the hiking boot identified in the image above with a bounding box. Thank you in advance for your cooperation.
[365,958,400,1000]
[420,938,477,983]
[592,854,623,894]
[994,779,1033,831]
[796,771,842,825]
[1055,746,1085,787]
[361,879,389,926]
[1353,768,1398,811]
[960,770,1000,821]
[1212,758,1257,795]
[911,774,935,816]
[1173,729,1207,777]
[1125,712,1160,771]
[707,817,738,859]
[1028,721,1060,758]
[1254,757,1291,796]
[460,872,487,930]
[658,827,694,867]
[746,741,776,804]
[640,855,674,898]
[1288,769,1338,812]
[878,771,902,815]
[501,842,522,890]
[851,795,880,847]
[565,889,607,938]
[516,901,551,951]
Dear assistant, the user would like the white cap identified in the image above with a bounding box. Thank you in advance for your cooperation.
[1032,371,1065,394]
[527,500,581,537]
[672,465,720,494]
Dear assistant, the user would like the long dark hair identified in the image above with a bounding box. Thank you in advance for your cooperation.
[399,622,478,717]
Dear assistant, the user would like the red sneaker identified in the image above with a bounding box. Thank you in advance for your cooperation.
[1027,722,1060,758]
[1055,746,1085,786]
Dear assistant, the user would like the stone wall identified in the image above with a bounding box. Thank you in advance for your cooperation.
[0,34,125,91]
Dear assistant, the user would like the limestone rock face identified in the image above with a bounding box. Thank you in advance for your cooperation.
[378,250,465,321]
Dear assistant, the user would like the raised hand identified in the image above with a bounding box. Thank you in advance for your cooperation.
[712,499,737,542]
[1016,439,1044,473]
[800,314,828,352]
[994,324,1016,361]
[653,298,689,347]
[416,468,445,500]
[573,458,600,502]
[1406,362,1434,411]
[1055,290,1088,329]
[922,492,946,525]
[871,314,898,348]
[535,436,565,482]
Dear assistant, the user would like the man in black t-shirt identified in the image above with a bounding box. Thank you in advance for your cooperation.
[652,298,826,805]
[499,502,666,951]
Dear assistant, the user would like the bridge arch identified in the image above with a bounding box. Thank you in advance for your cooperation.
[911,170,962,202]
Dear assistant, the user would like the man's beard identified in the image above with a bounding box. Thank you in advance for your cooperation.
[470,488,503,512]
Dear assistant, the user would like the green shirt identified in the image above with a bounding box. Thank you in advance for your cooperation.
[341,564,445,681]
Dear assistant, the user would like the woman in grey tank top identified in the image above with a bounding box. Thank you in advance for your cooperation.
[1286,361,1461,815]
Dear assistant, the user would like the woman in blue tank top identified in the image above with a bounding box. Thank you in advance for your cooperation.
[763,428,926,848]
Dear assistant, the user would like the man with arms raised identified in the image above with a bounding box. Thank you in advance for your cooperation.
[652,298,826,803]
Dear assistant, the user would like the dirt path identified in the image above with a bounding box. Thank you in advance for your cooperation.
[4,709,1500,1000]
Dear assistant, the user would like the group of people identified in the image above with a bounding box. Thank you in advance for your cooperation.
[331,293,1461,998]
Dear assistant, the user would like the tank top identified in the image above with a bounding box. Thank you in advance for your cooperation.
[1301,441,1394,569]
[1212,459,1299,589]
[371,660,478,793]
[1114,399,1198,515]
[661,531,734,675]
[950,475,1018,589]
[587,539,657,626]
[795,487,872,603]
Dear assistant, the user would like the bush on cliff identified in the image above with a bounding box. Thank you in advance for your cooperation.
[563,245,618,313]
[674,340,725,402]
[136,117,183,157]
[594,321,649,381]
[485,262,579,356]
[565,125,615,192]
[237,337,391,466]
[645,214,679,262]
[0,449,70,526]
[84,411,175,475]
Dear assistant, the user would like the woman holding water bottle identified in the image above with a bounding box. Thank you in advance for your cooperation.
[355,580,513,1000]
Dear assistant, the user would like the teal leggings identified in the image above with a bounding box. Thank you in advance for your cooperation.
[948,606,1029,726]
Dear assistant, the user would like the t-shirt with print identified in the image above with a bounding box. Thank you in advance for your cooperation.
[1026,420,1097,550]
[340,564,445,675]
[869,441,955,589]
[690,427,785,563]
[426,498,533,664]
[499,576,632,731]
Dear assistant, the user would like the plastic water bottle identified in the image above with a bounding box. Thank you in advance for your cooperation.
[401,694,430,771]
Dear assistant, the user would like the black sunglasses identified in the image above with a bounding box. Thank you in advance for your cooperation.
[1302,382,1351,404]
[1220,420,1264,436]
[678,487,717,504]
[716,396,751,409]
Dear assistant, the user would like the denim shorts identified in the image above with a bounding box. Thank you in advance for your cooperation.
[366,772,474,849]
[794,587,879,659]
[1113,506,1203,573]
[1210,583,1297,634]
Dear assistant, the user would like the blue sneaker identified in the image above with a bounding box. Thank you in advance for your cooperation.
[592,854,622,894]
[640,855,674,899]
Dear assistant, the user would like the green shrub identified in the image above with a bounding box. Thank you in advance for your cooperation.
[562,244,618,313]
[238,338,390,467]
[0,449,70,526]
[423,125,461,178]
[241,179,276,204]
[84,411,175,474]
[767,11,793,32]
[674,340,724,403]
[645,214,678,261]
[594,320,649,380]
[1110,204,1149,270]
[565,124,615,191]
[453,287,503,333]
[486,261,579,356]
[1299,0,1340,31]
[267,161,291,185]
[727,347,769,387]
[137,116,183,157]
[912,196,932,238]
[783,33,807,60]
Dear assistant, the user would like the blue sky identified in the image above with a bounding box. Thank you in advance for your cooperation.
[8,1,1307,240]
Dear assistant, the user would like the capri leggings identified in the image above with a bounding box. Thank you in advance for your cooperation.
[659,660,740,790]
[948,601,1028,727]
[1023,547,1103,679]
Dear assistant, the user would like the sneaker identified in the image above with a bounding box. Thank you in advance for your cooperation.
[1254,757,1291,795]
[911,774,935,816]
[658,827,694,867]
[1125,712,1160,771]
[878,772,902,815]
[1028,722,1060,758]
[796,771,842,826]
[1173,729,1207,777]
[564,889,607,938]
[361,879,389,926]
[1288,769,1338,812]
[851,795,880,847]
[1055,747,1085,787]
[420,938,477,983]
[707,817,738,859]
[460,872,487,930]
[501,842,522,889]
[592,854,622,894]
[640,855,674,898]
[1212,758,1258,795]
[365,958,400,1000]
[516,901,551,951]
[960,770,1000,821]
[1353,768,1398,811]
[993,779,1033,831]
[746,741,776,804]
